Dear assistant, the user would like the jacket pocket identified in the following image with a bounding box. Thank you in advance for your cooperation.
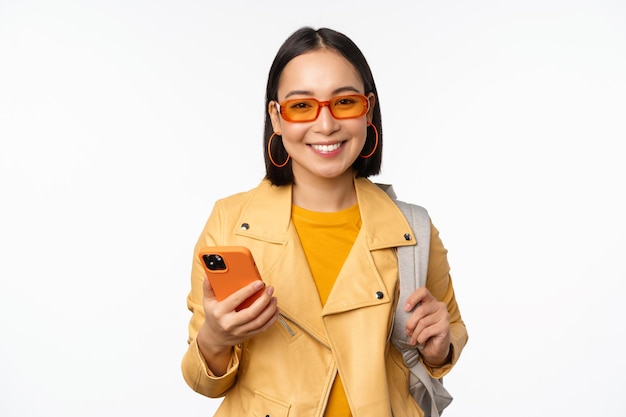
[276,313,302,344]
[278,314,296,337]
[252,391,291,417]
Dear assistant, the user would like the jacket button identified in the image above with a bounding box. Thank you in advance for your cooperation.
[241,223,250,230]
[404,233,411,241]
[376,291,384,299]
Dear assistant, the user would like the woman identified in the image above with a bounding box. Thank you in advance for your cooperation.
[181,26,468,417]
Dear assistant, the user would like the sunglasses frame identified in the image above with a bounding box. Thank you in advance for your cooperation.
[276,94,370,123]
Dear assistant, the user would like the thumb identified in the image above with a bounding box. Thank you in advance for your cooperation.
[202,274,217,302]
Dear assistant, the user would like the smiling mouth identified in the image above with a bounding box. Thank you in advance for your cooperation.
[310,142,344,153]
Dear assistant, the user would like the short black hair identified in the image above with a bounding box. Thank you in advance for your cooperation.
[263,27,383,186]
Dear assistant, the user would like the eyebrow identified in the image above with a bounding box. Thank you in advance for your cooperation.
[283,86,362,100]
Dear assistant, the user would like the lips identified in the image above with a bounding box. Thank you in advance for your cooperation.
[310,142,343,153]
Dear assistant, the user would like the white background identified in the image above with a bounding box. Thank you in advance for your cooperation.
[1,0,625,416]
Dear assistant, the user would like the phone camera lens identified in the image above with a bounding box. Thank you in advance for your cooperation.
[203,254,227,271]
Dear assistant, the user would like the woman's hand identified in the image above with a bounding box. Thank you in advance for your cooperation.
[196,276,279,375]
[403,286,451,367]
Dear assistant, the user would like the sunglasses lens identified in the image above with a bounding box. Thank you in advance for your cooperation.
[282,99,319,122]
[330,95,367,119]
[280,95,368,122]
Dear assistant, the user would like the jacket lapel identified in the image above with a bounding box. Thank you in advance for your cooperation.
[323,178,416,315]
[322,231,389,315]
[268,227,329,344]
[232,181,328,344]
[231,178,417,343]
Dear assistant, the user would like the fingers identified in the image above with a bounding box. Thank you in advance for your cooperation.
[403,286,433,312]
[404,287,450,349]
[236,289,279,336]
[228,280,266,311]
[235,285,279,324]
[204,278,266,314]
[409,306,449,346]
[209,281,278,333]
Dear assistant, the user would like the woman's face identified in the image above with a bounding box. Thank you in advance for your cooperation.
[269,49,375,184]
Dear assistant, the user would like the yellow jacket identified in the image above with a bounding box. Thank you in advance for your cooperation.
[181,177,467,417]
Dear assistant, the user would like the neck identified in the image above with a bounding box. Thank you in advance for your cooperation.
[292,172,357,212]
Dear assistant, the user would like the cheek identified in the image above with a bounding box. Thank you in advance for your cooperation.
[281,125,307,144]
[351,122,368,144]
[279,126,308,154]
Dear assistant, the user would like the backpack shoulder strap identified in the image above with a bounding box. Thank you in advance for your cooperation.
[389,198,431,353]
[395,199,431,289]
[376,183,431,290]
[378,183,452,417]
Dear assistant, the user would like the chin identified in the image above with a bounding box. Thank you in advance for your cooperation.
[316,167,354,180]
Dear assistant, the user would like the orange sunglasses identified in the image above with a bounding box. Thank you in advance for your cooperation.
[276,94,369,123]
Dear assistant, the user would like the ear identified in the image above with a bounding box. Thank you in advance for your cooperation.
[366,92,376,123]
[268,101,282,133]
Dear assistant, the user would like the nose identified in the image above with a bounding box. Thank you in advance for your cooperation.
[314,103,340,133]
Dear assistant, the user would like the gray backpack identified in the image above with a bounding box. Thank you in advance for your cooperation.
[378,184,453,417]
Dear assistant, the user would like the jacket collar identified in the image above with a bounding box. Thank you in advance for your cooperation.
[234,177,416,250]
[232,177,417,344]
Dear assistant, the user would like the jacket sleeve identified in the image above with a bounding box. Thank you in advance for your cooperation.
[180,201,242,398]
[422,221,469,379]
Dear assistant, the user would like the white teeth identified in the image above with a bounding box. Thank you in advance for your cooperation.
[311,142,342,152]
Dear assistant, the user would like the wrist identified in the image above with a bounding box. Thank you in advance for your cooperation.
[196,331,234,377]
[422,344,453,368]
[197,326,231,358]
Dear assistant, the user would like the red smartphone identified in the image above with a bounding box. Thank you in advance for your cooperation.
[198,246,264,311]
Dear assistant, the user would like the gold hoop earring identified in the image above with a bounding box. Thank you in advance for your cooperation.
[360,122,379,159]
[268,132,290,168]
